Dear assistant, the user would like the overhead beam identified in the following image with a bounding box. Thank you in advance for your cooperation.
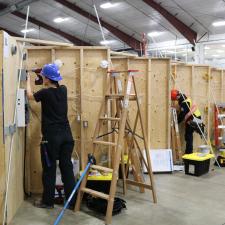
[54,0,143,51]
[12,11,91,46]
[0,0,39,17]
[0,27,22,37]
[143,0,197,45]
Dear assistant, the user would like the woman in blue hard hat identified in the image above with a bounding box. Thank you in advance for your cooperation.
[27,63,76,209]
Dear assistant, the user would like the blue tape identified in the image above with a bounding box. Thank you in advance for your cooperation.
[53,162,91,225]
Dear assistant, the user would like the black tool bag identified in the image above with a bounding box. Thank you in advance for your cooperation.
[86,195,126,215]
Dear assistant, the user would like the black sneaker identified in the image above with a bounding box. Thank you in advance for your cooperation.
[34,200,54,209]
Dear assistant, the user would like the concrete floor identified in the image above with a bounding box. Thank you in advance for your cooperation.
[10,168,225,225]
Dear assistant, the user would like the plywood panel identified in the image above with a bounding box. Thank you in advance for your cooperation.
[192,66,210,150]
[1,31,25,223]
[111,57,149,151]
[81,49,109,167]
[173,64,192,96]
[172,64,193,153]
[128,58,148,150]
[209,69,223,144]
[26,49,52,193]
[0,31,5,224]
[149,59,171,149]
[26,47,109,192]
[211,69,222,103]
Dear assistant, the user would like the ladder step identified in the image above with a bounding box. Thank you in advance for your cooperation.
[126,179,152,190]
[81,188,109,200]
[99,117,121,121]
[93,140,117,146]
[105,94,136,100]
[91,165,113,173]
[105,94,124,99]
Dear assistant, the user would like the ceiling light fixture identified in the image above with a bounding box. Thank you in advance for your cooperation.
[21,28,35,33]
[100,40,115,45]
[204,46,210,50]
[217,50,225,53]
[148,31,163,37]
[212,54,220,57]
[53,17,69,23]
[212,21,225,27]
[100,2,119,9]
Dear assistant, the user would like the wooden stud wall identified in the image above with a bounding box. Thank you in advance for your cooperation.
[192,65,211,148]
[209,68,223,142]
[0,31,25,224]
[0,31,5,224]
[172,64,210,151]
[172,63,225,152]
[111,57,171,150]
[111,57,148,150]
[26,46,109,193]
[171,64,193,150]
[150,58,171,149]
[1,30,225,223]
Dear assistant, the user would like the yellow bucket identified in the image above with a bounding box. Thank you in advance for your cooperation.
[219,149,225,158]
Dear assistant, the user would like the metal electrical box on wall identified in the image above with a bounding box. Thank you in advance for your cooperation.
[17,89,25,127]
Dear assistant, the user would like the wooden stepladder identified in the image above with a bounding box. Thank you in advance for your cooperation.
[171,107,182,163]
[75,70,157,224]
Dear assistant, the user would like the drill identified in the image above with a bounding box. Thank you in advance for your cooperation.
[27,68,43,85]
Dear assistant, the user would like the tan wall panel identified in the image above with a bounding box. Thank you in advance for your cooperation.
[1,31,25,223]
[26,47,109,192]
[172,65,192,152]
[149,59,171,149]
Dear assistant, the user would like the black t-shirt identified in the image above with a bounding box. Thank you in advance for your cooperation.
[33,85,69,133]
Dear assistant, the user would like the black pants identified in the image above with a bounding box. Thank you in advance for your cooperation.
[41,126,76,206]
[185,123,195,154]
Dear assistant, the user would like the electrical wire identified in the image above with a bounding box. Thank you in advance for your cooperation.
[93,4,106,43]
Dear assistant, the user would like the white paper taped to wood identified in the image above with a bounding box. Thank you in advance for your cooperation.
[143,149,173,172]
[3,31,9,58]
[126,79,132,94]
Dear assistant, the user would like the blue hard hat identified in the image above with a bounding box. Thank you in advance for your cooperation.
[41,63,62,81]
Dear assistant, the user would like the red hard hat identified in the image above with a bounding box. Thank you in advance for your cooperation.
[171,89,179,100]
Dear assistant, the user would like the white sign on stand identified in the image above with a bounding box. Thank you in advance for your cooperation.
[143,149,173,173]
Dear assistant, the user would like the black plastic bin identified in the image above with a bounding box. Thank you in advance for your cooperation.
[183,158,210,176]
